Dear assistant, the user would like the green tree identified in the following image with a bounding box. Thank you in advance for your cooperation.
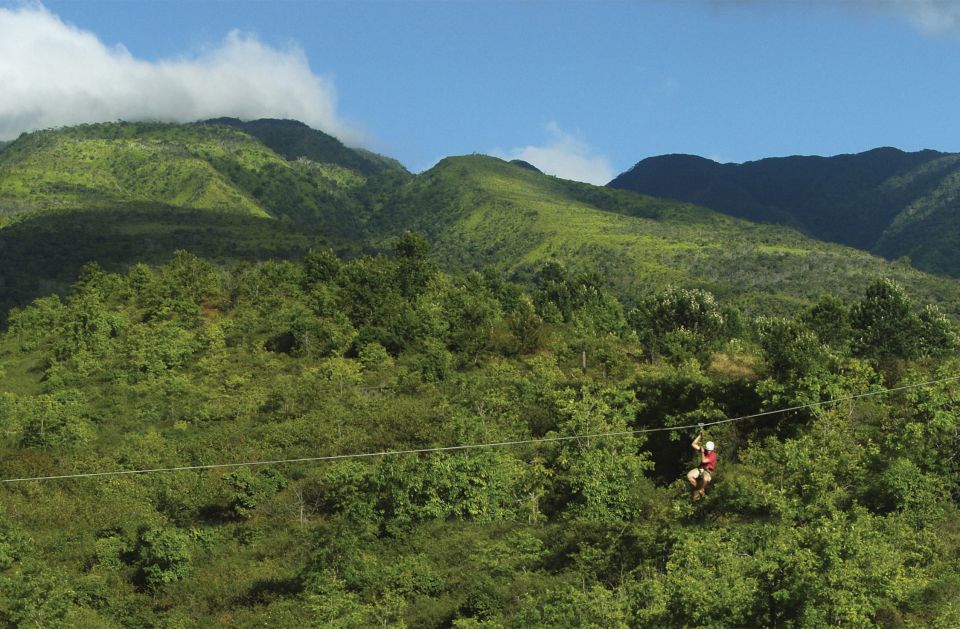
[534,263,625,335]
[120,320,199,381]
[303,247,341,285]
[18,390,94,449]
[53,291,117,362]
[916,304,959,358]
[432,273,500,360]
[548,388,652,525]
[511,583,628,628]
[223,467,288,518]
[304,570,376,627]
[802,295,853,349]
[136,527,192,590]
[372,452,521,535]
[394,230,437,299]
[505,295,545,355]
[411,338,454,383]
[338,255,422,353]
[0,568,77,628]
[883,371,960,500]
[629,287,725,364]
[7,295,65,352]
[756,316,827,381]
[138,251,222,324]
[851,278,921,360]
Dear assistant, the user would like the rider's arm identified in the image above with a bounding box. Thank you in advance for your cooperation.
[691,430,703,452]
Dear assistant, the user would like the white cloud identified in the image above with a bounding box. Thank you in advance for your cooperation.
[499,122,615,185]
[0,4,362,143]
[879,0,960,36]
[694,0,960,37]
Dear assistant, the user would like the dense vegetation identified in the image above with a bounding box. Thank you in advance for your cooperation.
[3,120,960,625]
[609,148,960,276]
[0,240,958,627]
[0,204,323,321]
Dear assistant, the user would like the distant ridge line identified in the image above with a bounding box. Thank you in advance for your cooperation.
[608,146,960,275]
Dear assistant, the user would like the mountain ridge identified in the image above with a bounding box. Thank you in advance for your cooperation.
[199,117,407,175]
[384,154,960,316]
[3,120,960,320]
[609,147,960,274]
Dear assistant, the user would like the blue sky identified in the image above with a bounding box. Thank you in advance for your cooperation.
[2,1,959,183]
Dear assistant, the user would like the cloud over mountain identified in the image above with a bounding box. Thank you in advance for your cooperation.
[499,122,614,186]
[0,4,362,143]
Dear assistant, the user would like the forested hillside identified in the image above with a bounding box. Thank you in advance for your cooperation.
[2,121,960,625]
[609,148,960,276]
[1,241,958,626]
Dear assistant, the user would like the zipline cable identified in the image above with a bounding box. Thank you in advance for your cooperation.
[2,374,958,484]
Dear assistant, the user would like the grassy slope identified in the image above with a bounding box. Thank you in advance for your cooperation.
[0,121,388,227]
[0,123,271,216]
[385,155,960,314]
[0,121,405,318]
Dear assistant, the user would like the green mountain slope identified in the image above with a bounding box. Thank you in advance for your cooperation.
[0,122,273,216]
[0,121,394,227]
[380,155,960,315]
[608,148,960,275]
[3,121,959,322]
[874,155,960,270]
[0,121,413,318]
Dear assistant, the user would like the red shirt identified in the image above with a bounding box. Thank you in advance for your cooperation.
[700,451,717,471]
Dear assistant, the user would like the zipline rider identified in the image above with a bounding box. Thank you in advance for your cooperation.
[686,429,716,501]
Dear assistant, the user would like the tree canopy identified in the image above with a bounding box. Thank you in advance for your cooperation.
[0,248,958,627]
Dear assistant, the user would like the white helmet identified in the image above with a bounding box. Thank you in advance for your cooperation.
[705,441,715,452]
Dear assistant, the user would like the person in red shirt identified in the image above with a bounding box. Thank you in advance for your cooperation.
[686,429,717,501]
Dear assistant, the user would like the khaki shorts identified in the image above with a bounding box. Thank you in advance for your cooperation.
[689,468,712,482]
